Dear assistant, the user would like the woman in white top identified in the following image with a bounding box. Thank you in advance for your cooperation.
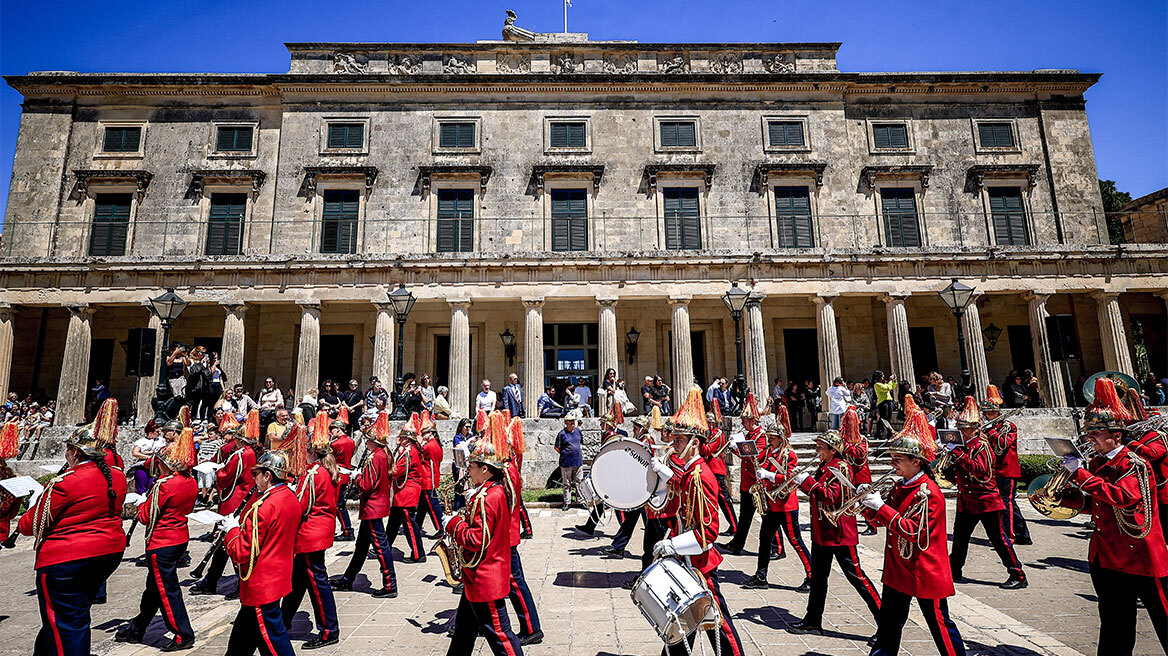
[475,379,497,412]
[257,377,284,410]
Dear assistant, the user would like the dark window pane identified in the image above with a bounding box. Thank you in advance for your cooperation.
[327,123,364,149]
[773,186,814,248]
[873,123,909,150]
[663,187,701,250]
[216,126,254,152]
[978,122,1015,149]
[880,187,920,247]
[206,193,247,255]
[559,324,584,345]
[439,122,476,149]
[321,189,359,254]
[550,121,587,148]
[550,189,588,251]
[102,127,141,153]
[89,193,132,256]
[989,187,1029,245]
[436,189,474,252]
[660,121,696,148]
[767,121,805,148]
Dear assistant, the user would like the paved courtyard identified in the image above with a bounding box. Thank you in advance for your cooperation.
[0,499,1145,655]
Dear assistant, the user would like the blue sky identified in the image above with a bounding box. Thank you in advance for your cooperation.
[1,0,1165,223]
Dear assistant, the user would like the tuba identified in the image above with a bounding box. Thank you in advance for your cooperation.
[1026,457,1080,520]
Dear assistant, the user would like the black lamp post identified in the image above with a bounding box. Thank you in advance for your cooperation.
[500,329,516,367]
[938,278,976,391]
[722,282,751,404]
[387,284,416,420]
[149,288,188,418]
[983,323,1003,352]
[625,326,640,363]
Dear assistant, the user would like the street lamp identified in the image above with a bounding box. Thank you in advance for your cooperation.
[937,278,976,392]
[500,329,516,367]
[387,284,416,420]
[149,288,188,419]
[625,326,640,363]
[722,282,751,404]
[983,323,1003,352]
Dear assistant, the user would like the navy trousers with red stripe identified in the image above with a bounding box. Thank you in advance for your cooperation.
[642,516,676,570]
[756,510,811,579]
[508,547,541,637]
[129,544,194,645]
[996,477,1030,542]
[804,543,881,626]
[415,490,444,533]
[518,501,533,538]
[871,586,966,656]
[447,596,523,656]
[226,601,295,656]
[281,551,339,642]
[949,510,1026,580]
[335,484,353,537]
[725,493,778,554]
[664,576,744,656]
[387,506,424,560]
[714,474,738,534]
[343,518,397,591]
[34,552,121,656]
[1090,561,1168,656]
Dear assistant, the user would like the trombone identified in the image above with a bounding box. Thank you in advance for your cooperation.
[824,470,899,526]
[772,459,819,497]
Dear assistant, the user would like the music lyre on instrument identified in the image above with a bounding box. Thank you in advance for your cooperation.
[1027,437,1094,520]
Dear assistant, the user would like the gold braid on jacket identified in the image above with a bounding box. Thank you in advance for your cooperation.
[31,470,72,550]
[1112,452,1155,541]
[680,462,712,550]
[237,489,270,582]
[296,464,319,521]
[892,484,932,559]
[144,474,174,545]
[460,483,493,569]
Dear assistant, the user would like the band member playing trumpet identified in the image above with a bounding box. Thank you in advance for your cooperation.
[983,385,1030,545]
[840,405,877,536]
[392,413,427,563]
[946,397,1027,590]
[328,419,356,541]
[703,400,738,535]
[503,415,543,645]
[333,413,397,597]
[742,421,811,592]
[724,394,769,555]
[861,403,967,656]
[1123,387,1168,538]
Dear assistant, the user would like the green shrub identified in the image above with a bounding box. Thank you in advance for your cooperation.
[521,489,564,503]
[1019,454,1055,487]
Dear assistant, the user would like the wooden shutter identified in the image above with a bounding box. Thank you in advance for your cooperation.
[89,194,132,256]
[440,122,475,149]
[321,189,359,253]
[774,187,813,248]
[103,127,141,153]
[768,121,804,148]
[989,187,1029,245]
[550,189,588,251]
[660,121,696,148]
[873,124,908,150]
[206,193,247,255]
[327,124,362,149]
[881,188,920,247]
[550,122,586,148]
[663,188,701,250]
[217,127,253,152]
[978,123,1014,149]
[437,189,474,252]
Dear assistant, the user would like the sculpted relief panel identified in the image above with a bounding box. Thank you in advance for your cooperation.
[444,54,476,74]
[658,53,690,74]
[332,51,369,74]
[496,53,531,74]
[709,53,743,75]
[603,53,637,74]
[763,53,796,74]
[388,54,423,75]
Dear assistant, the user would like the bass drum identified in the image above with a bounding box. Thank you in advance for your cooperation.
[589,438,659,511]
[631,557,718,645]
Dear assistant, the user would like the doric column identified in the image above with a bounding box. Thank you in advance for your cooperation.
[597,297,619,411]
[669,295,694,409]
[56,304,96,425]
[295,302,321,397]
[135,309,163,425]
[813,295,841,427]
[449,299,472,419]
[522,298,545,418]
[1025,293,1068,407]
[881,294,916,389]
[0,304,13,408]
[1093,291,1135,377]
[372,302,396,388]
[220,303,248,390]
[745,294,769,400]
[961,297,990,402]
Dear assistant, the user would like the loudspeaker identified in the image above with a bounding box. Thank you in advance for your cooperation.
[1045,314,1080,361]
[125,327,157,377]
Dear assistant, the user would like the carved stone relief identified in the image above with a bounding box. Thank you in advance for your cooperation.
[332,51,369,74]
[496,53,531,74]
[443,54,476,74]
[388,54,423,75]
[762,53,795,74]
[551,53,581,74]
[602,53,637,74]
[658,53,690,74]
[709,53,743,75]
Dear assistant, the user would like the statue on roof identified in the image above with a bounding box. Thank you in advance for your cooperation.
[502,9,536,42]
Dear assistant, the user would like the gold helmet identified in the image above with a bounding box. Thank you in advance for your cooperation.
[67,424,103,459]
[981,384,1005,411]
[885,404,937,462]
[1081,377,1132,434]
[469,411,512,470]
[253,450,292,480]
[814,430,844,456]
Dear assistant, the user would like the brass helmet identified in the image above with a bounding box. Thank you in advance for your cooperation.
[1080,377,1132,435]
[764,421,788,443]
[469,411,512,470]
[253,450,291,480]
[955,396,982,428]
[329,420,347,432]
[67,424,104,459]
[885,404,937,462]
[814,430,844,456]
[980,384,1005,411]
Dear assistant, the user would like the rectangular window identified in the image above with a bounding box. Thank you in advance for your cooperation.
[326,123,364,149]
[89,193,132,256]
[549,122,587,149]
[773,187,814,248]
[550,189,588,252]
[978,122,1015,149]
[659,121,697,148]
[206,193,247,255]
[436,189,474,253]
[880,187,921,247]
[438,122,476,149]
[767,121,805,148]
[663,187,702,250]
[216,126,254,152]
[872,123,909,150]
[102,127,141,153]
[321,189,359,254]
[989,187,1030,245]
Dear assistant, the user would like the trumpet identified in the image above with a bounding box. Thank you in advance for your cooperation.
[824,471,899,526]
[1125,414,1168,436]
[981,406,1024,432]
[772,459,819,497]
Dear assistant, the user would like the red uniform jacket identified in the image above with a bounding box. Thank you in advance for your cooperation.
[759,447,799,513]
[423,437,444,490]
[737,425,767,492]
[226,483,301,606]
[295,463,338,554]
[216,445,256,515]
[1128,429,1168,505]
[447,480,512,602]
[217,441,238,463]
[865,474,954,599]
[842,439,872,485]
[0,487,17,543]
[356,447,391,520]
[951,435,1004,515]
[391,442,424,508]
[987,421,1021,480]
[103,446,125,471]
[331,435,355,486]
[667,455,724,579]
[137,471,197,551]
[701,427,729,477]
[19,460,127,568]
[647,452,684,521]
[1063,447,1168,578]
[799,456,858,547]
[505,459,524,548]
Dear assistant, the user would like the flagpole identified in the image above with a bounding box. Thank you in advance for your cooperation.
[564,0,568,33]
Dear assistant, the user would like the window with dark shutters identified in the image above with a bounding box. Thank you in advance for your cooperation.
[550,122,587,149]
[206,193,247,255]
[977,122,1015,149]
[326,123,364,149]
[880,187,921,247]
[989,187,1030,245]
[767,121,805,148]
[321,189,359,254]
[89,194,132,256]
[659,121,697,148]
[216,126,254,152]
[663,187,702,250]
[439,122,476,149]
[550,189,588,251]
[436,189,474,252]
[774,187,814,248]
[102,127,141,153]
[872,123,909,150]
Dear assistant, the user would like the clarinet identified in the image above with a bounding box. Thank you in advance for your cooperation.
[125,517,139,546]
[191,487,258,579]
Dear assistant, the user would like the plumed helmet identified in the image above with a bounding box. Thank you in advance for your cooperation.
[981,384,1005,411]
[365,412,391,446]
[774,403,792,438]
[469,411,512,470]
[283,424,309,478]
[67,424,103,459]
[670,386,710,440]
[814,430,844,456]
[1123,387,1150,423]
[236,409,261,444]
[1081,377,1132,434]
[337,404,350,425]
[508,416,525,455]
[160,427,197,472]
[650,406,664,430]
[253,450,291,480]
[955,396,982,427]
[475,408,490,435]
[840,405,862,446]
[739,392,760,423]
[885,403,937,462]
[711,398,724,424]
[312,421,333,453]
[163,420,183,433]
[329,420,347,432]
[219,412,241,433]
[93,398,119,448]
[399,412,424,444]
[178,405,192,430]
[420,410,438,436]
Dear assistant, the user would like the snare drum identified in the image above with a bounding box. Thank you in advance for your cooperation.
[630,557,718,645]
[577,475,599,508]
[590,438,660,511]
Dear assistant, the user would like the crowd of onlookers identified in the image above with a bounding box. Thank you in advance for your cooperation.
[1,392,56,446]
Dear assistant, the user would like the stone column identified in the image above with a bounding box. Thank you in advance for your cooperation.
[295,302,321,397]
[220,303,248,390]
[745,294,769,400]
[135,310,163,425]
[813,295,841,428]
[1094,291,1135,377]
[372,302,396,389]
[881,294,916,389]
[1025,293,1068,407]
[961,297,990,402]
[669,295,694,409]
[522,298,545,418]
[449,299,472,419]
[56,304,96,426]
[597,297,619,411]
[0,304,13,408]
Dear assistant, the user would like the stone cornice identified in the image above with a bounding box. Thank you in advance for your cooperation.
[300,165,379,198]
[72,169,153,200]
[528,164,605,194]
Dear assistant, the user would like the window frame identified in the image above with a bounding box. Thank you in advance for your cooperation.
[319,117,370,155]
[874,182,925,248]
[653,116,702,153]
[432,117,482,154]
[95,121,147,159]
[971,118,1021,154]
[311,182,365,254]
[658,182,705,251]
[210,121,259,158]
[866,119,915,154]
[544,182,592,252]
[768,183,817,249]
[87,191,135,257]
[982,183,1033,246]
[761,115,811,153]
[544,116,592,154]
[201,188,252,256]
[428,178,480,253]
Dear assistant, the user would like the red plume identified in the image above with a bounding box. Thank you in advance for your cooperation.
[372,412,391,440]
[312,410,329,440]
[243,409,260,441]
[283,424,309,479]
[711,398,723,424]
[167,427,198,470]
[671,387,709,434]
[178,405,192,429]
[612,401,624,425]
[986,384,1004,406]
[475,408,489,434]
[1123,386,1148,422]
[775,403,792,437]
[93,398,119,446]
[1090,377,1132,421]
[840,406,861,445]
[337,404,349,425]
[0,422,18,460]
[219,413,240,433]
[898,405,936,461]
[903,394,921,417]
[508,416,525,455]
[489,411,511,461]
[739,392,760,422]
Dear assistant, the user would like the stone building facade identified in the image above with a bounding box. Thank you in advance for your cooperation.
[1120,187,1168,244]
[2,33,1167,431]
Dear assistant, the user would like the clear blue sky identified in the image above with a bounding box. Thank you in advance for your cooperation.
[1,0,1165,224]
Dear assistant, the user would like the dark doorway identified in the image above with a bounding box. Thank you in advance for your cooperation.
[319,335,354,391]
[434,334,473,407]
[691,331,707,391]
[1007,325,1036,374]
[783,328,819,387]
[1132,315,1168,380]
[544,324,599,408]
[89,338,114,390]
[193,337,223,356]
[908,327,938,380]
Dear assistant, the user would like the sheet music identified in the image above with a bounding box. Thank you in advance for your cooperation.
[193,462,223,474]
[124,492,149,506]
[0,476,44,498]
[187,510,225,525]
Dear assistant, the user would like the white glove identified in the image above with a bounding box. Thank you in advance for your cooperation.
[653,538,677,559]
[441,514,458,532]
[861,491,885,511]
[651,458,674,482]
[856,483,871,496]
[944,442,959,452]
[1061,456,1082,473]
[757,469,776,482]
[794,472,811,485]
[218,515,240,532]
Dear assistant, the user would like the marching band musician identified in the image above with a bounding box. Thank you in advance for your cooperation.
[649,387,745,656]
[619,414,679,590]
[608,414,653,560]
[220,450,301,656]
[333,413,397,597]
[787,428,881,636]
[281,422,341,649]
[1123,387,1168,537]
[512,422,534,542]
[703,401,738,535]
[95,398,123,470]
[415,411,446,535]
[945,396,1027,590]
[1057,377,1168,656]
[724,394,771,555]
[328,419,356,541]
[0,422,19,546]
[983,385,1031,545]
[840,405,877,536]
[391,412,428,563]
[861,401,967,656]
[18,423,127,656]
[742,420,812,592]
[503,415,543,645]
[576,405,630,537]
[442,417,525,656]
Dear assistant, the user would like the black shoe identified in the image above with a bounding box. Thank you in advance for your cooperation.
[741,575,769,590]
[303,635,340,650]
[94,595,107,605]
[519,630,544,646]
[951,571,965,584]
[574,524,595,537]
[452,583,463,594]
[189,581,217,596]
[771,550,782,560]
[135,556,149,567]
[114,627,142,643]
[404,555,427,564]
[329,577,354,592]
[161,638,195,652]
[336,532,355,542]
[1000,576,1028,590]
[224,590,239,601]
[520,532,533,540]
[178,553,191,568]
[603,547,624,559]
[786,620,823,635]
[721,543,742,556]
[1014,536,1033,546]
[371,587,398,598]
[867,634,879,647]
[796,577,812,593]
[620,580,637,590]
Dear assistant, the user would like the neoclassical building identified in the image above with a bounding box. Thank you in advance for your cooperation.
[2,26,1167,428]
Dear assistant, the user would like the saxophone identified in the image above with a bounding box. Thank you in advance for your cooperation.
[748,449,784,510]
[434,476,467,586]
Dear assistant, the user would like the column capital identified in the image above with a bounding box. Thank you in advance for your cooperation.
[0,303,13,319]
[372,301,395,312]
[668,294,692,306]
[296,301,322,311]
[811,293,837,305]
[1022,291,1050,303]
[1090,290,1122,301]
[879,292,911,304]
[65,304,96,318]
[221,302,249,315]
[746,292,766,306]
[596,297,619,308]
[521,297,545,308]
[449,298,472,309]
